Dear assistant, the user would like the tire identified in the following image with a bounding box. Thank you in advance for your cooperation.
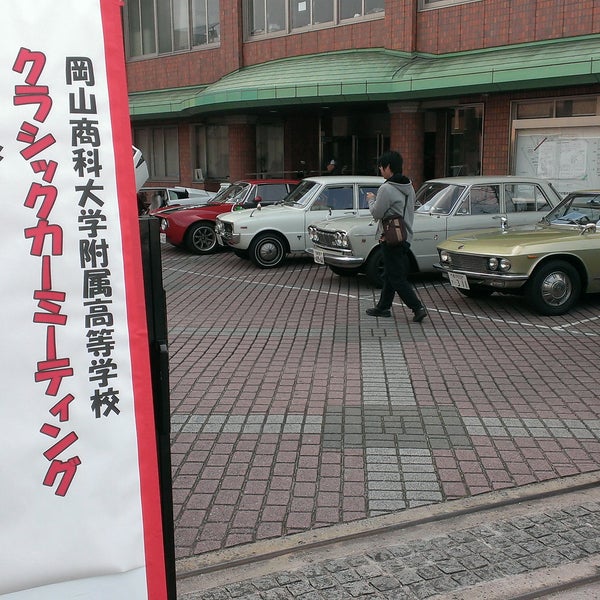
[525,260,581,316]
[233,249,249,259]
[184,221,217,255]
[249,233,287,268]
[364,247,384,288]
[457,287,494,299]
[329,265,362,277]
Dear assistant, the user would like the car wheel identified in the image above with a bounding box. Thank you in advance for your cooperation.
[525,260,581,315]
[185,221,217,255]
[457,287,494,299]
[249,233,287,268]
[329,265,362,277]
[365,247,384,288]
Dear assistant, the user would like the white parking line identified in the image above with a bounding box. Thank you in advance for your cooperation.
[166,266,599,336]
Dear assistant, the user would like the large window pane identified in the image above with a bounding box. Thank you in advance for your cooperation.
[192,0,208,44]
[173,0,190,51]
[340,0,361,20]
[292,0,310,28]
[157,0,173,53]
[207,0,220,42]
[207,125,229,179]
[267,0,285,33]
[134,127,179,180]
[313,0,332,24]
[249,0,266,34]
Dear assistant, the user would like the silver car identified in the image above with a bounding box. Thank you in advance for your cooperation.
[307,176,563,287]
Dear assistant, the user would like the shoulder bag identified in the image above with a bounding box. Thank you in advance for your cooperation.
[381,192,408,246]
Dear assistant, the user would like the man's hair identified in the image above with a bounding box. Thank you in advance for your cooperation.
[377,150,403,174]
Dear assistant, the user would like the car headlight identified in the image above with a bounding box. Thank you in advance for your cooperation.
[160,219,168,232]
[488,257,511,272]
[439,250,451,264]
[334,231,349,248]
[308,226,318,242]
[499,258,511,272]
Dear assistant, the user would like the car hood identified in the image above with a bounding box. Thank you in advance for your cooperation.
[312,214,374,232]
[218,203,301,223]
[438,223,592,254]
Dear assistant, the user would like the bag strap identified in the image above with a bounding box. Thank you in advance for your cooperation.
[384,190,408,221]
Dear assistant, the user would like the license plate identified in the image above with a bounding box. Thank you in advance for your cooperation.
[160,232,166,244]
[313,248,324,265]
[448,272,469,289]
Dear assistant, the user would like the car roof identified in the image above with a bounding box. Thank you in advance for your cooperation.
[423,176,554,185]
[303,176,385,184]
[231,179,300,185]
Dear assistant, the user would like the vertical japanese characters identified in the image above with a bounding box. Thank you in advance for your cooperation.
[12,47,121,497]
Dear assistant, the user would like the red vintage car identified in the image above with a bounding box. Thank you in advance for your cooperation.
[157,179,299,254]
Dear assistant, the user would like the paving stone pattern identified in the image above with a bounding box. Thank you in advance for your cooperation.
[179,501,600,599]
[163,247,600,560]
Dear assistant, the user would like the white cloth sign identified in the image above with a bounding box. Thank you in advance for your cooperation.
[0,1,166,598]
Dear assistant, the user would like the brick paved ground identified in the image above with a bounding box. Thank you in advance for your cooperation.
[162,244,600,563]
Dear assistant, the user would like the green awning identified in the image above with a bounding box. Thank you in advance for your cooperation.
[129,35,600,119]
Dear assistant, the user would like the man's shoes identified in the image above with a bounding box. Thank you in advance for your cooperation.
[413,306,428,323]
[366,307,391,317]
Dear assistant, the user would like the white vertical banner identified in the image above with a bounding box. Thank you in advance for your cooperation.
[1,1,167,598]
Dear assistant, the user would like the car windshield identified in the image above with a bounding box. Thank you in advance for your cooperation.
[282,180,319,207]
[415,182,466,214]
[544,192,600,225]
[207,183,248,205]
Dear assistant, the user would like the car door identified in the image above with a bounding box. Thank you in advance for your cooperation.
[445,184,502,236]
[503,182,554,226]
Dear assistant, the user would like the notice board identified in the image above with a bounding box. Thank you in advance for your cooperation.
[514,126,600,196]
[1,1,167,598]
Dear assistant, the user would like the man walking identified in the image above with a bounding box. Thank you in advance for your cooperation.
[366,150,427,323]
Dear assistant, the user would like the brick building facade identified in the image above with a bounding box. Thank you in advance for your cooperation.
[126,0,600,196]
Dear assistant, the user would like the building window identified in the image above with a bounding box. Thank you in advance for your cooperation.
[134,127,179,180]
[194,124,229,180]
[126,0,220,58]
[246,0,383,37]
[419,0,481,10]
[515,97,599,120]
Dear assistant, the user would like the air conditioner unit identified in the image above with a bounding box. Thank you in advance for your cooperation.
[194,168,204,181]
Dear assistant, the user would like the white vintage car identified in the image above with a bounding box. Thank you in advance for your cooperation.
[307,176,563,287]
[215,176,384,267]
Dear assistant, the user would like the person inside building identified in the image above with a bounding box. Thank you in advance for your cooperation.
[325,159,339,175]
[365,150,428,323]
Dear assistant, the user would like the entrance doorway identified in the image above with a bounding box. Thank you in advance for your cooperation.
[447,105,483,176]
[320,113,389,175]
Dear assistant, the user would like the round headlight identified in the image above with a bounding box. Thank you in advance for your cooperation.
[488,257,498,271]
[160,219,168,231]
[334,232,349,248]
[499,258,511,272]
[439,250,451,264]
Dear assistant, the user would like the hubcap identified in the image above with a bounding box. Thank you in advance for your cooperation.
[541,272,571,306]
[259,241,280,263]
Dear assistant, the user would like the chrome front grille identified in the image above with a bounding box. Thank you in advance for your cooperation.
[448,252,489,273]
[314,230,338,249]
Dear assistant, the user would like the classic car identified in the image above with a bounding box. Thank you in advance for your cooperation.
[158,179,299,254]
[434,189,600,315]
[306,176,562,287]
[140,186,216,213]
[215,176,384,267]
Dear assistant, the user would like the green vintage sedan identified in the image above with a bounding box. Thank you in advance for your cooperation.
[435,190,600,315]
